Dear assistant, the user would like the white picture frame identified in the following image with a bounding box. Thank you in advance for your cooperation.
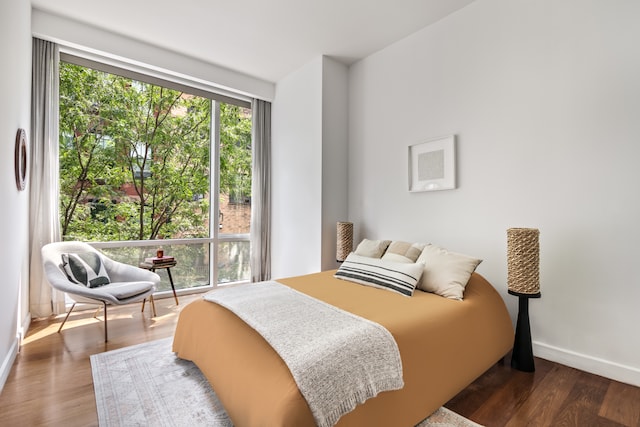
[408,135,456,192]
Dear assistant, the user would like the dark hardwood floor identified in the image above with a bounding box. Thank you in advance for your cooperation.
[446,352,640,426]
[1,294,638,427]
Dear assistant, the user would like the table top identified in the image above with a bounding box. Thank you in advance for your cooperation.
[139,260,177,270]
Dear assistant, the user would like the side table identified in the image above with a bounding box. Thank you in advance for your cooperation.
[139,259,179,305]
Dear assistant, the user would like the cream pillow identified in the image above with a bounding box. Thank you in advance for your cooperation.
[381,241,427,263]
[416,244,482,300]
[353,239,391,258]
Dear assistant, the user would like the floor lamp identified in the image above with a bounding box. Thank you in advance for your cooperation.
[507,228,541,372]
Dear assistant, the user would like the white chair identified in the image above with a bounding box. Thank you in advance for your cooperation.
[41,241,161,342]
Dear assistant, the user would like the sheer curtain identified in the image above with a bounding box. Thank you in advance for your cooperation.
[250,99,271,282]
[30,38,65,317]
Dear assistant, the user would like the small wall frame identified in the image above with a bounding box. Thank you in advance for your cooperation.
[15,128,28,191]
[408,135,456,192]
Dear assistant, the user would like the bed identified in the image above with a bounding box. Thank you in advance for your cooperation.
[173,268,513,427]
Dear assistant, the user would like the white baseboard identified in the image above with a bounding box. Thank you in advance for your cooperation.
[0,335,20,393]
[534,341,640,387]
[0,312,29,393]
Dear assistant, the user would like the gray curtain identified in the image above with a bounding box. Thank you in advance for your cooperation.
[250,99,271,282]
[30,38,64,317]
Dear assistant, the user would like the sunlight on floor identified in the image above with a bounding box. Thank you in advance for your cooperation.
[21,296,193,346]
[21,323,61,345]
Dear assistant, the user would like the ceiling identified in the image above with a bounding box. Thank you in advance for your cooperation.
[31,0,476,83]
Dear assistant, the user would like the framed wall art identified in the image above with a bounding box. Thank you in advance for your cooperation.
[15,128,28,191]
[408,135,456,192]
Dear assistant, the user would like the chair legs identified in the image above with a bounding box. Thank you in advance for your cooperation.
[88,303,110,342]
[57,301,109,342]
[103,302,108,342]
[58,303,77,333]
[59,296,154,342]
[141,294,157,317]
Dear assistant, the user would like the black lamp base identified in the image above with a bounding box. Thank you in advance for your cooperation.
[509,290,540,372]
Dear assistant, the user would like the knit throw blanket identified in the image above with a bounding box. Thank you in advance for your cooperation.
[203,281,404,427]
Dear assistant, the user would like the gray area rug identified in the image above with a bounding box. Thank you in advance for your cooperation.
[91,338,482,427]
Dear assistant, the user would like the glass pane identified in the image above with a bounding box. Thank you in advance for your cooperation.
[217,240,250,284]
[100,243,211,292]
[59,61,254,289]
[59,62,211,242]
[219,104,252,234]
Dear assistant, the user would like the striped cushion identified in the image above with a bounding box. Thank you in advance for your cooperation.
[335,253,424,296]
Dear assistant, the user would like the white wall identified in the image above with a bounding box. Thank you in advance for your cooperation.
[349,0,640,386]
[272,56,348,279]
[272,57,324,278]
[321,58,349,270]
[0,0,32,392]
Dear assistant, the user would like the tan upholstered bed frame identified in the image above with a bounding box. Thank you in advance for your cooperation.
[173,270,513,427]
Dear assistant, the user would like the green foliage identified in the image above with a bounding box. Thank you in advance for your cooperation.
[59,63,252,242]
[219,104,252,203]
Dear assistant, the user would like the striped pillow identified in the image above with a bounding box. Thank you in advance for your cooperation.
[335,253,424,297]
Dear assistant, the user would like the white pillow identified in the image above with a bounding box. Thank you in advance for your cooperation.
[353,239,391,258]
[335,253,424,297]
[381,241,427,263]
[416,244,482,300]
[62,252,111,288]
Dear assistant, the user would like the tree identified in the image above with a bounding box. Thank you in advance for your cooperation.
[59,63,222,242]
[219,103,252,204]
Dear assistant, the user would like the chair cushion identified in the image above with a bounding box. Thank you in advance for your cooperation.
[100,281,155,300]
[62,252,111,288]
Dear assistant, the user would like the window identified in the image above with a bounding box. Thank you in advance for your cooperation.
[58,58,253,293]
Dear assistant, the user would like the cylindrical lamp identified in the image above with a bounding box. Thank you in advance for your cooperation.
[507,227,541,372]
[507,228,540,297]
[336,221,353,262]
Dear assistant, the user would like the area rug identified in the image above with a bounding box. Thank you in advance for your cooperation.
[91,338,482,427]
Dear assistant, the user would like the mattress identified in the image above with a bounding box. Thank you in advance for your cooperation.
[172,270,514,427]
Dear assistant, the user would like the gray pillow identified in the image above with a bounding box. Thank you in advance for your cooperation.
[381,241,427,263]
[353,239,392,258]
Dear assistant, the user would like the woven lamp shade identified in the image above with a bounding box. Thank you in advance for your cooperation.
[507,228,540,297]
[336,222,354,262]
